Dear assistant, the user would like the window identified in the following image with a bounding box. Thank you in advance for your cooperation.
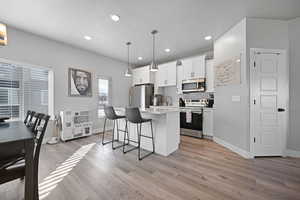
[0,60,51,120]
[97,77,112,118]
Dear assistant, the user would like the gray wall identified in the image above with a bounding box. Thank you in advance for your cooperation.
[213,19,249,151]
[0,26,131,135]
[288,17,300,151]
[214,18,290,152]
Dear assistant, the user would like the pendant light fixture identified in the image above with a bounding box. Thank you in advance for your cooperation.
[125,42,132,77]
[0,23,7,46]
[149,30,158,72]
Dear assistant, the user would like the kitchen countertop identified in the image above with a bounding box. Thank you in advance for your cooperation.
[115,107,180,115]
[151,106,215,112]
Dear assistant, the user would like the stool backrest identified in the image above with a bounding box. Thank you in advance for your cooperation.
[125,107,142,123]
[104,106,118,120]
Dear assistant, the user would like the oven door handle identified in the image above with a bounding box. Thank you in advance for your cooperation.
[191,111,202,114]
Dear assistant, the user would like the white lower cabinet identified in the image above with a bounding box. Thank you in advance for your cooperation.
[203,108,214,137]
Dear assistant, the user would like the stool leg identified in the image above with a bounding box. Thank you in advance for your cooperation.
[101,118,107,145]
[112,119,124,150]
[123,121,138,153]
[138,121,155,161]
[116,119,120,141]
[123,120,128,153]
[150,121,155,153]
[138,123,141,160]
[111,120,115,149]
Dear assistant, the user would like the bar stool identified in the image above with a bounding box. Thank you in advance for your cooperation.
[102,106,126,150]
[123,107,155,160]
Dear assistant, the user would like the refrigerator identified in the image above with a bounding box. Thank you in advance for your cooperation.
[129,84,154,110]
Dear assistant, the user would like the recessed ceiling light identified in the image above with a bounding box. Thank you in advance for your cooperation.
[110,14,120,22]
[138,57,143,60]
[84,35,92,40]
[165,48,171,53]
[205,35,212,41]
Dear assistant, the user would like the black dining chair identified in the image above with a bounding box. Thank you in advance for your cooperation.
[24,110,32,125]
[123,107,155,160]
[102,106,127,150]
[0,114,50,199]
[25,111,36,127]
[27,112,41,132]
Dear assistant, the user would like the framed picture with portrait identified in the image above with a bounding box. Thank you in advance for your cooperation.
[68,68,92,97]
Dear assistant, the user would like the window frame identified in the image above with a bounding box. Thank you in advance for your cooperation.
[0,58,54,120]
[97,75,112,118]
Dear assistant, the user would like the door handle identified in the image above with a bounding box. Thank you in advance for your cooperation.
[278,108,285,112]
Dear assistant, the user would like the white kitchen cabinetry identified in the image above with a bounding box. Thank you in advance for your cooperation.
[132,65,155,86]
[203,108,214,137]
[205,59,214,92]
[182,55,206,80]
[157,61,176,87]
[176,64,184,94]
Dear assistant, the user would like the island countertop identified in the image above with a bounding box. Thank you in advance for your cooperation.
[115,107,180,115]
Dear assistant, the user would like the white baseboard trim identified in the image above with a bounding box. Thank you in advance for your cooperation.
[285,149,300,158]
[213,137,253,159]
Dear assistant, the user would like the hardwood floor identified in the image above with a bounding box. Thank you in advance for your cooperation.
[1,134,300,200]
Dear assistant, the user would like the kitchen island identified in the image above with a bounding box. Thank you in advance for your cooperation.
[114,107,180,156]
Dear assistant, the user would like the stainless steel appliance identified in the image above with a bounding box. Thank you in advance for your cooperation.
[129,84,154,110]
[182,78,205,93]
[180,108,203,138]
[180,98,204,138]
[153,94,163,106]
[184,99,207,107]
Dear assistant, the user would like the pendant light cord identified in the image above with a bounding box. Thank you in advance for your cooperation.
[126,42,131,68]
[153,33,155,62]
[151,30,158,64]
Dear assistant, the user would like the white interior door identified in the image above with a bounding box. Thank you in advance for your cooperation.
[251,49,287,157]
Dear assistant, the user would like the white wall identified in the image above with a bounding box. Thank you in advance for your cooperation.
[213,19,248,151]
[288,17,300,152]
[0,26,131,135]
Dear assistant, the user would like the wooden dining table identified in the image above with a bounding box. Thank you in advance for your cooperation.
[0,121,36,200]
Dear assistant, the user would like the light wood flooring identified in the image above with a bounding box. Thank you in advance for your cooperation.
[1,134,300,200]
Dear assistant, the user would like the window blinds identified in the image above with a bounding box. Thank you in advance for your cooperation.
[0,61,49,120]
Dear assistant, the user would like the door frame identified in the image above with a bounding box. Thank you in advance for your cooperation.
[250,48,289,157]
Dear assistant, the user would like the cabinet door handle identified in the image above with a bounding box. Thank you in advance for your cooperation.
[140,78,142,83]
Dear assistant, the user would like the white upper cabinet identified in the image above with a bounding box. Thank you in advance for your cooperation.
[157,61,176,87]
[182,55,206,80]
[176,64,184,94]
[132,65,155,86]
[205,59,214,92]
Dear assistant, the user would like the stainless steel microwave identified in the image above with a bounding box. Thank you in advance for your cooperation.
[182,78,205,93]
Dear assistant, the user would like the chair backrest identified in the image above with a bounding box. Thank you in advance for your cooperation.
[104,106,118,120]
[24,110,31,124]
[25,111,36,127]
[125,107,142,124]
[33,114,50,172]
[27,113,41,132]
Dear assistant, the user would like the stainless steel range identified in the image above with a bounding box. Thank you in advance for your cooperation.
[179,99,206,138]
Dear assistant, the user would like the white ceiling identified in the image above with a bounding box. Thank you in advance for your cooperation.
[0,0,299,66]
